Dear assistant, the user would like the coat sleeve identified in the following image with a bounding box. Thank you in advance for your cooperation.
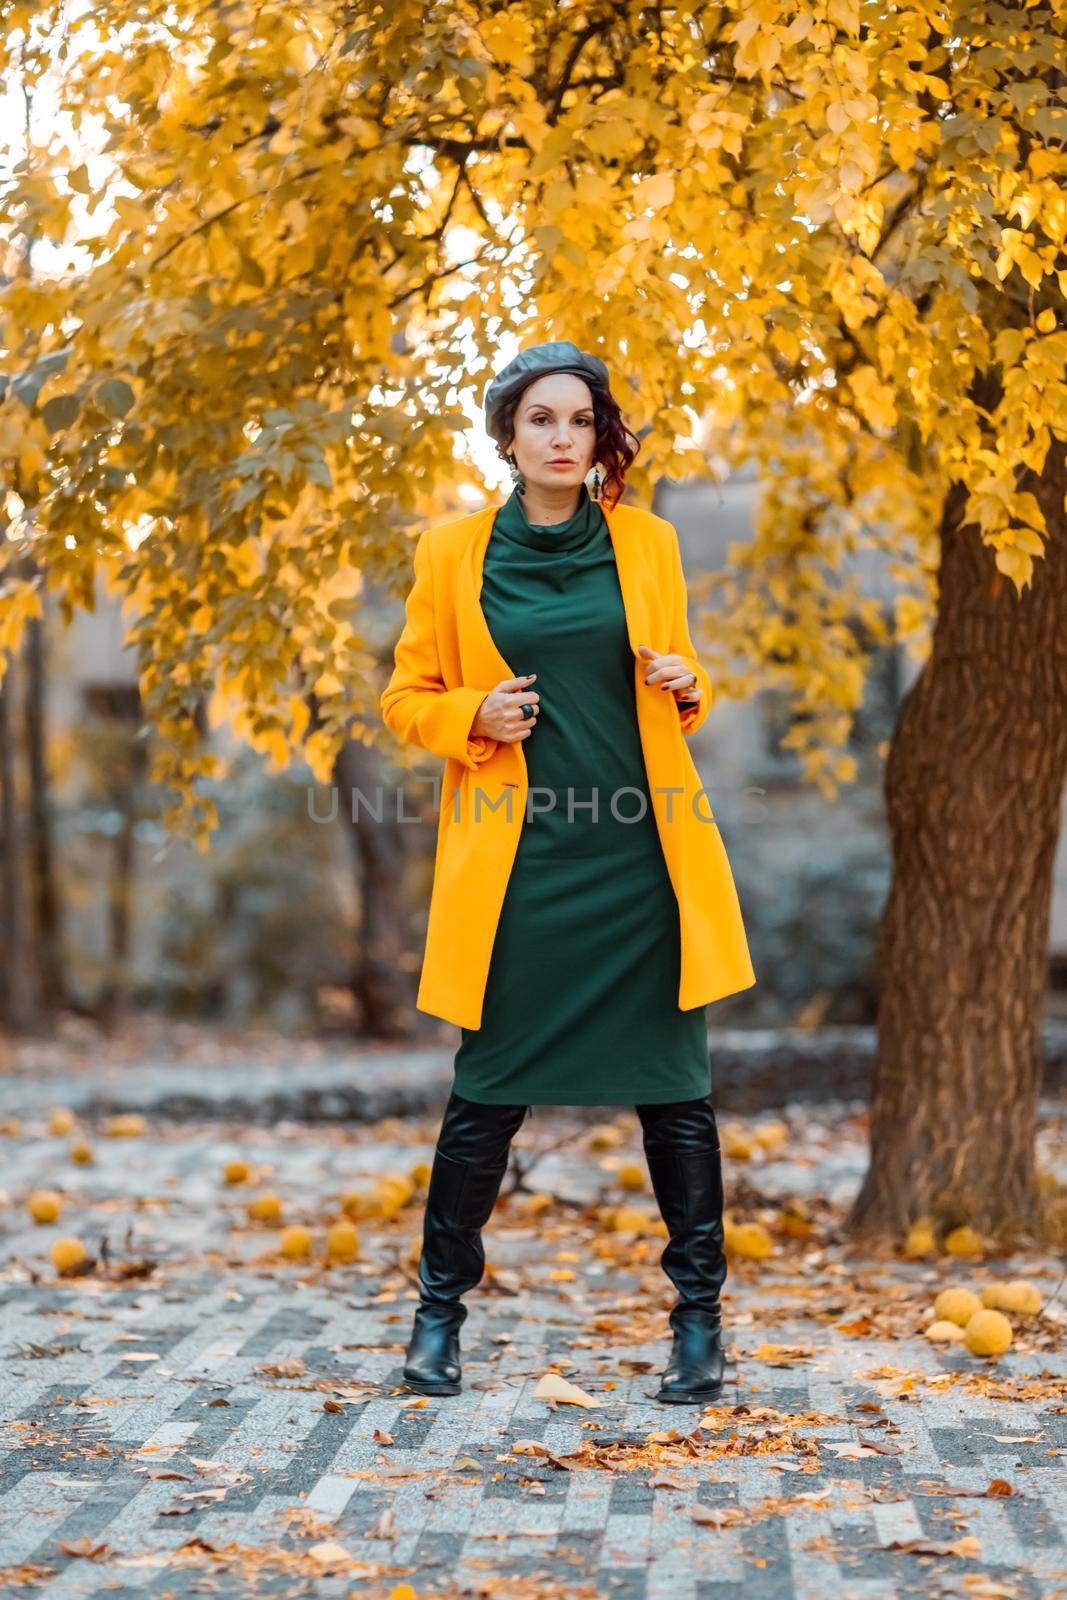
[664,523,714,738]
[380,531,500,769]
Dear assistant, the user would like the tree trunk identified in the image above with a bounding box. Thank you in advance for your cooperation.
[334,736,412,1038]
[24,611,63,1014]
[848,441,1067,1243]
[0,653,40,1032]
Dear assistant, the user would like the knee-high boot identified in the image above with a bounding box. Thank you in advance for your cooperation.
[637,1095,728,1405]
[402,1090,528,1396]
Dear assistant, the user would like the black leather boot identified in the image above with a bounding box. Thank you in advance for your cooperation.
[403,1092,527,1397]
[637,1097,728,1405]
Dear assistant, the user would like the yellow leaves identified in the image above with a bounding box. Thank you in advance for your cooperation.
[0,579,43,657]
[582,116,637,162]
[289,693,310,743]
[996,227,1052,289]
[995,327,1030,368]
[4,0,1062,849]
[886,119,925,173]
[742,32,781,81]
[228,538,265,587]
[992,547,1033,589]
[847,367,897,434]
[479,12,533,73]
[633,171,675,213]
[304,728,339,785]
[256,727,292,772]
[894,593,932,647]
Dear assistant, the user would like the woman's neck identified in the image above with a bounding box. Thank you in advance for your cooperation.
[517,483,584,526]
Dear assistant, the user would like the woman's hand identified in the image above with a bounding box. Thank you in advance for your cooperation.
[637,644,703,702]
[472,674,540,742]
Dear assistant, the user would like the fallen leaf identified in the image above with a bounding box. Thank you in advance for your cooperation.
[690,1504,746,1528]
[307,1539,356,1569]
[55,1539,111,1561]
[532,1372,602,1408]
[751,1343,814,1365]
[886,1534,982,1558]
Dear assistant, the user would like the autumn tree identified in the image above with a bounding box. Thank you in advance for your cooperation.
[2,1,1065,1238]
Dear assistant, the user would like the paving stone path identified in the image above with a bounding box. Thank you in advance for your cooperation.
[1,1081,1066,1598]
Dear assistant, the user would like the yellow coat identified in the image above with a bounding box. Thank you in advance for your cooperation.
[380,498,756,1030]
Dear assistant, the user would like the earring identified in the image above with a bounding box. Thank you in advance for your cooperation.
[590,465,603,501]
[506,452,526,496]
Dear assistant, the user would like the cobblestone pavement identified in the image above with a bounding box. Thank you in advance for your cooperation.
[2,1087,1067,1599]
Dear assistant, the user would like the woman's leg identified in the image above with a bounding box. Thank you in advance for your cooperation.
[635,1093,727,1404]
[403,1089,528,1395]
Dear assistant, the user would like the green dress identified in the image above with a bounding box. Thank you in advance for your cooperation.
[450,483,710,1107]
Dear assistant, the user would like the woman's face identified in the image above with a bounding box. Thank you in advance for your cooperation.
[507,372,597,494]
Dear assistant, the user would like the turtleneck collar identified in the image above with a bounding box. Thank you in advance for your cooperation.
[493,481,604,552]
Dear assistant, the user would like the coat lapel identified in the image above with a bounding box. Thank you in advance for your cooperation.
[454,498,650,688]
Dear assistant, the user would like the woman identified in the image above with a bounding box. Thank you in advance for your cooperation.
[380,340,755,1404]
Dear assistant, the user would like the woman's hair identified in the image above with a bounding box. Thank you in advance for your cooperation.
[488,377,641,510]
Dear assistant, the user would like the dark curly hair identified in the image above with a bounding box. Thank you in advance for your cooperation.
[487,376,641,510]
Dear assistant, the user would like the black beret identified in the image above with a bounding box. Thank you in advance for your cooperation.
[483,340,610,434]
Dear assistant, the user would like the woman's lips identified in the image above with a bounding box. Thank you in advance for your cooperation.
[548,460,575,467]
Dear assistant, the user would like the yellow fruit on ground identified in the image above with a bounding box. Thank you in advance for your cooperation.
[982,1280,1042,1316]
[248,1193,283,1223]
[224,1160,251,1185]
[903,1220,936,1258]
[326,1220,360,1262]
[721,1127,753,1161]
[588,1123,625,1151]
[616,1164,646,1192]
[999,1279,1043,1316]
[27,1189,63,1224]
[51,1237,87,1274]
[340,1190,374,1220]
[925,1319,967,1343]
[407,1235,422,1267]
[778,1202,814,1239]
[730,1222,774,1260]
[933,1287,982,1326]
[606,1204,658,1235]
[964,1309,1013,1357]
[69,1138,93,1165]
[753,1120,788,1153]
[944,1225,984,1258]
[520,1192,554,1215]
[280,1224,312,1259]
[49,1108,76,1136]
[104,1113,146,1138]
[409,1162,431,1189]
[374,1174,415,1217]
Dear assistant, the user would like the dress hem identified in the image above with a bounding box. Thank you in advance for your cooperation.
[449,1084,712,1107]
